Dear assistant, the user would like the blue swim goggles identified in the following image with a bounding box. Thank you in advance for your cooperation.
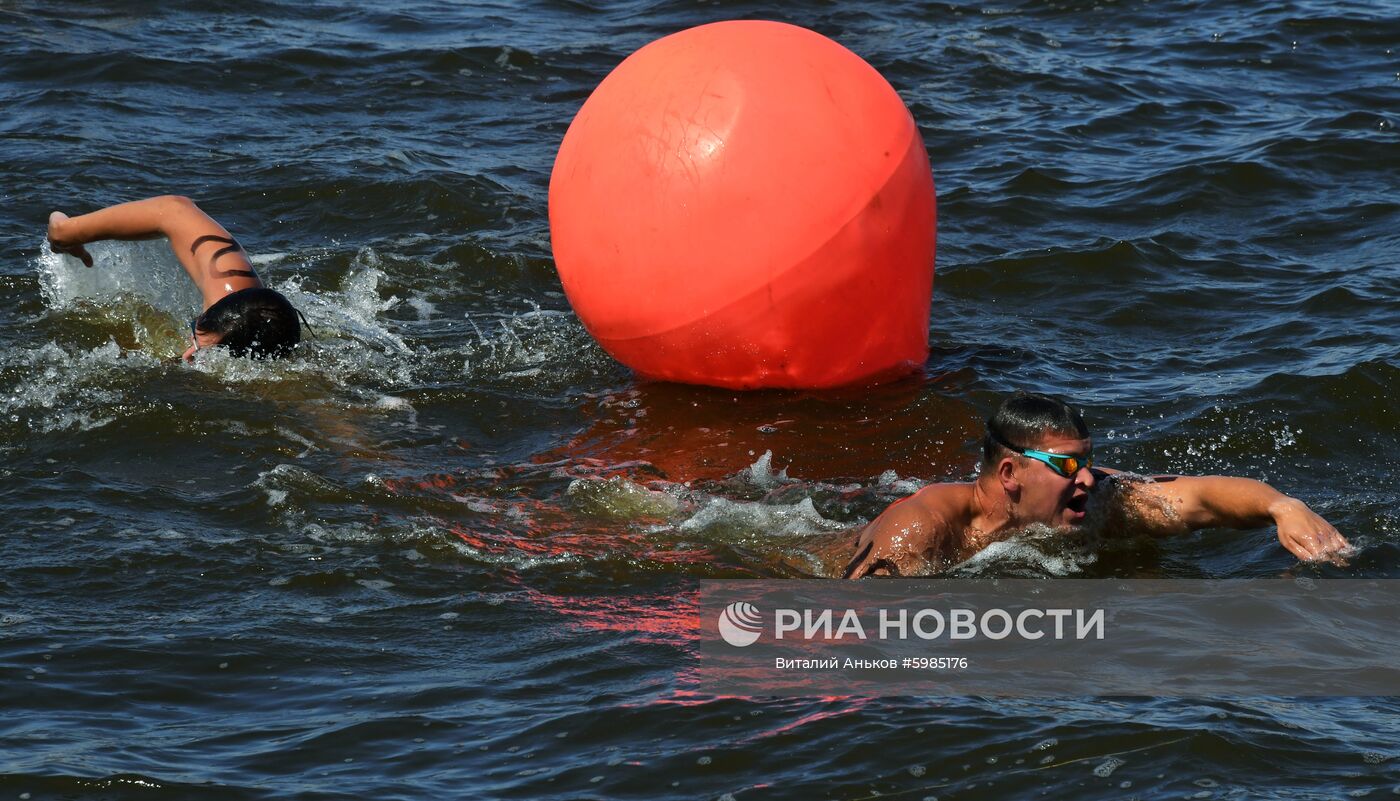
[989,429,1092,478]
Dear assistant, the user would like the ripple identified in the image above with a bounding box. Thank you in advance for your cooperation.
[3,1,1398,798]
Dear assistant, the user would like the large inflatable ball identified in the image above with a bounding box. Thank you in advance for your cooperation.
[549,20,936,389]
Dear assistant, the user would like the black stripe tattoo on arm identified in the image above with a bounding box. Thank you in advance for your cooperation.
[190,234,257,279]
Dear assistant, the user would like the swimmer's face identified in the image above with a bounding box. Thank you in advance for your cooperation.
[182,327,223,362]
[1011,432,1096,529]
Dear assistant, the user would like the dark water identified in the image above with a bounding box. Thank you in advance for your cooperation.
[2,0,1399,797]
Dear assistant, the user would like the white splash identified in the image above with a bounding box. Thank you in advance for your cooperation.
[460,301,603,384]
[566,476,683,519]
[876,469,927,495]
[948,526,1097,577]
[741,450,790,489]
[38,239,203,318]
[0,340,163,432]
[679,496,846,538]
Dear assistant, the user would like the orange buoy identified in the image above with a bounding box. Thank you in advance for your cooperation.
[549,20,936,390]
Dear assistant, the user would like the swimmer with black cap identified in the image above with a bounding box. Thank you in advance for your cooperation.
[47,195,306,361]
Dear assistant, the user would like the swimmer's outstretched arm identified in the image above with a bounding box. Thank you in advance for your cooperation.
[1118,473,1350,563]
[48,195,261,309]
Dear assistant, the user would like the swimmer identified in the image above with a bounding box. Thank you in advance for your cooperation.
[47,195,305,361]
[843,392,1351,577]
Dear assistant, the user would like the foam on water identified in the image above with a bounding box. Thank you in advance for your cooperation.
[407,294,437,321]
[569,451,866,547]
[876,469,928,496]
[458,301,611,388]
[946,526,1099,578]
[289,248,414,356]
[0,339,163,433]
[678,495,848,538]
[447,537,585,571]
[741,450,790,489]
[254,463,371,515]
[566,475,683,520]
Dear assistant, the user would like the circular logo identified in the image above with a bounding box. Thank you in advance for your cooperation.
[718,601,763,647]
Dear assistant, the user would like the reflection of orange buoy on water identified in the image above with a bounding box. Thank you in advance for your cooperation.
[549,20,936,390]
[537,379,981,483]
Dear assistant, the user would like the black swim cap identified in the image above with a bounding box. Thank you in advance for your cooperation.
[195,287,302,359]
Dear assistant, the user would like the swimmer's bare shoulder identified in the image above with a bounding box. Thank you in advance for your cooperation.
[842,483,971,578]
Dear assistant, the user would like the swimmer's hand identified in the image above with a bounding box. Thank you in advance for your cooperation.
[1270,497,1351,564]
[48,211,93,267]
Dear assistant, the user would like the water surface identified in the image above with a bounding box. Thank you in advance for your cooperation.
[2,0,1398,798]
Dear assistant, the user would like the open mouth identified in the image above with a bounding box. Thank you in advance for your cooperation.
[1066,494,1089,517]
